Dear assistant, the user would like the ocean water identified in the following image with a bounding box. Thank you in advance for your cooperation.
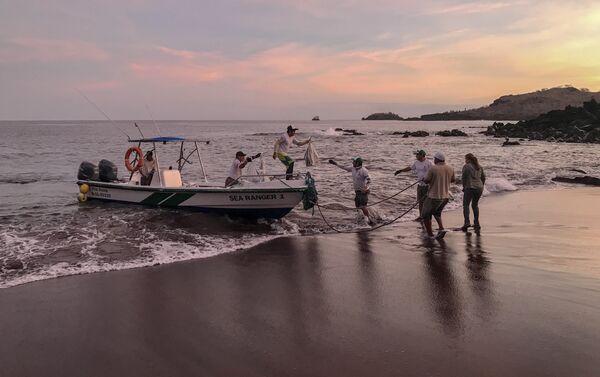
[1,120,599,287]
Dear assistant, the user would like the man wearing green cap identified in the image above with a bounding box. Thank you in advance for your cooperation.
[394,150,433,220]
[329,157,374,225]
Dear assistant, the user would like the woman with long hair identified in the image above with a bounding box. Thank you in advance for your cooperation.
[461,153,485,231]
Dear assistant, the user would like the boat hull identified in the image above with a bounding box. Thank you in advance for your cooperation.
[78,180,306,219]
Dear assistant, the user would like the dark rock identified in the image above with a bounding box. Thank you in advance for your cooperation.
[342,129,364,136]
[5,260,24,270]
[335,128,344,131]
[436,129,468,137]
[483,99,600,143]
[393,130,429,137]
[362,112,403,120]
[552,176,600,186]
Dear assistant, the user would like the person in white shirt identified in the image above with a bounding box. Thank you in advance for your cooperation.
[225,151,261,187]
[394,149,433,221]
[329,157,374,225]
[140,151,156,186]
[272,125,311,179]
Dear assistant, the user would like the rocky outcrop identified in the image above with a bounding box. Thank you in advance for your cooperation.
[483,99,600,143]
[392,131,429,137]
[420,86,600,121]
[333,128,364,135]
[362,112,403,120]
[552,176,600,186]
[435,129,468,137]
[3,259,24,270]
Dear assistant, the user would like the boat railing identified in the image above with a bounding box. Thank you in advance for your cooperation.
[227,172,307,187]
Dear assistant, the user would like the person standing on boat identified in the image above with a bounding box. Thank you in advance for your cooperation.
[226,151,262,187]
[329,157,375,225]
[422,152,455,239]
[140,151,156,186]
[461,153,485,231]
[394,149,433,221]
[273,125,311,180]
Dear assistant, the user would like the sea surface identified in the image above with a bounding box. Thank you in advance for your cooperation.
[1,120,598,287]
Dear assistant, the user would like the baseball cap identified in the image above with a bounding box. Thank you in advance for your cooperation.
[414,149,426,156]
[235,151,247,157]
[434,152,445,161]
[287,125,299,133]
[352,156,364,165]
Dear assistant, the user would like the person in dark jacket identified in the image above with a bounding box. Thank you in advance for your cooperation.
[461,153,486,231]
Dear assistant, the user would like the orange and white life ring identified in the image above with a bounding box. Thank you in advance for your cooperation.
[124,146,144,172]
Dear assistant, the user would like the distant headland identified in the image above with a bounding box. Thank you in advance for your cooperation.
[361,86,600,121]
[419,86,600,121]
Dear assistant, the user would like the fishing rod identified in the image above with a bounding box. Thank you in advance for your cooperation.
[76,89,131,139]
[145,104,162,137]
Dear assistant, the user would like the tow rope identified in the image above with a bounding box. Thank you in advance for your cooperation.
[310,180,422,234]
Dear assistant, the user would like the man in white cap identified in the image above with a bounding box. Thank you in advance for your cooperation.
[273,125,311,179]
[394,149,433,221]
[422,152,455,239]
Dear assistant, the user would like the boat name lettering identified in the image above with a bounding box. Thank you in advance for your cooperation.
[229,193,284,201]
[90,186,112,199]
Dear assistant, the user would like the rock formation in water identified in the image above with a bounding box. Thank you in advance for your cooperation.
[392,130,429,137]
[435,129,468,137]
[552,176,600,186]
[362,112,403,120]
[483,99,600,143]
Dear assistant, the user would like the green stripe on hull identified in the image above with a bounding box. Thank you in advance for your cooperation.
[140,192,173,205]
[160,193,195,206]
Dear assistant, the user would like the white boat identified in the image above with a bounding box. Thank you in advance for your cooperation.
[76,136,315,219]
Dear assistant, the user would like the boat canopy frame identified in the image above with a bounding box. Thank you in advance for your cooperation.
[128,137,211,183]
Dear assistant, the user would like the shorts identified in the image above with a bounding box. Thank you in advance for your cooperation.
[422,197,449,220]
[355,190,369,208]
[277,153,295,167]
[417,185,429,203]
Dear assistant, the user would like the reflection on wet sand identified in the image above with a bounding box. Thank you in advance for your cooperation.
[355,232,382,323]
[422,240,464,337]
[421,233,497,336]
[465,233,496,320]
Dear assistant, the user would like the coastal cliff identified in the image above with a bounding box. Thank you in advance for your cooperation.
[420,86,600,121]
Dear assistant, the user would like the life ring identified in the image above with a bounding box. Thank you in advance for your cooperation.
[125,146,144,172]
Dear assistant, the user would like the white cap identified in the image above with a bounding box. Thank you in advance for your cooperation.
[434,152,445,161]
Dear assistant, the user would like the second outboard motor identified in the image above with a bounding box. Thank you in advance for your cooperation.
[77,161,99,181]
[98,159,118,182]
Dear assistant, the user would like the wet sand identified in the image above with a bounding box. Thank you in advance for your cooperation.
[1,188,599,377]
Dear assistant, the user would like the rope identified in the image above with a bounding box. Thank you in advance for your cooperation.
[364,181,418,208]
[315,200,420,234]
[317,180,419,211]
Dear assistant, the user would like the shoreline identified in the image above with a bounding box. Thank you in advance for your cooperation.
[0,184,586,289]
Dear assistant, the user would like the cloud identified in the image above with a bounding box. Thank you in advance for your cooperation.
[0,37,110,63]
[427,1,513,15]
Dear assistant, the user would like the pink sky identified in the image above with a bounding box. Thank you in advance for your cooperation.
[1,0,599,119]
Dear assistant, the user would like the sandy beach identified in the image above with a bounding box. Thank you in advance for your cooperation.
[1,187,599,377]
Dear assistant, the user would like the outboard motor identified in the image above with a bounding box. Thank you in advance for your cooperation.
[77,161,99,181]
[98,159,118,182]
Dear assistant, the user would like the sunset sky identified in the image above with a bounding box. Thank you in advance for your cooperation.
[1,0,599,120]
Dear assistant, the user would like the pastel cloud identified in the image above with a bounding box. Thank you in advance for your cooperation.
[427,1,513,15]
[1,0,600,119]
[0,37,110,63]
